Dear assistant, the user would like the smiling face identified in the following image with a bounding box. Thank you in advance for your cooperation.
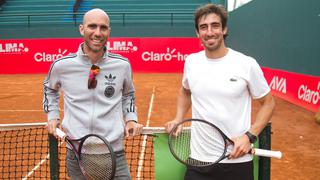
[79,9,111,55]
[196,13,227,52]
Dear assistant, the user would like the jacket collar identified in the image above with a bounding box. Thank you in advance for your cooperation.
[76,43,108,65]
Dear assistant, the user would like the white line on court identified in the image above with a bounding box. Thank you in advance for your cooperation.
[137,86,155,180]
[0,93,39,96]
[0,110,43,112]
[22,154,50,180]
[22,141,64,180]
[0,110,63,112]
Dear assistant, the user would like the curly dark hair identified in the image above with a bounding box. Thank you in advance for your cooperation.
[194,3,228,38]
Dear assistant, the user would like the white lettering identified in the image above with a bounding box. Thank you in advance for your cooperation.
[34,48,67,62]
[312,91,319,104]
[6,43,18,52]
[0,43,28,53]
[0,44,4,52]
[107,41,137,52]
[114,41,127,50]
[298,85,320,104]
[34,53,42,62]
[142,52,150,61]
[270,76,286,94]
[141,47,188,62]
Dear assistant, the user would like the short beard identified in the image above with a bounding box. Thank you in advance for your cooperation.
[84,40,105,53]
[203,37,223,52]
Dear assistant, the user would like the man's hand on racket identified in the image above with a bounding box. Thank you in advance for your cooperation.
[165,119,182,137]
[46,119,61,138]
[229,134,252,159]
[125,120,143,137]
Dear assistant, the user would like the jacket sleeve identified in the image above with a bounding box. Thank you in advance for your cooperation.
[122,62,138,122]
[42,61,61,121]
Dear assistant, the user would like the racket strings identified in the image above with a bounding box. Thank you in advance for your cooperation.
[171,131,191,162]
[79,136,114,180]
[80,153,113,180]
[171,130,223,166]
[169,120,228,167]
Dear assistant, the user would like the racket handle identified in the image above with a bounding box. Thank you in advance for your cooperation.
[56,128,66,138]
[253,148,282,159]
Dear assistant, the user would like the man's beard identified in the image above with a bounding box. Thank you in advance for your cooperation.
[203,37,223,52]
[85,40,105,53]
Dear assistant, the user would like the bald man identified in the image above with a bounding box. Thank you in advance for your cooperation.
[43,8,142,179]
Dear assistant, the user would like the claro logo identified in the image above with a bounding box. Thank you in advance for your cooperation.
[270,76,286,94]
[0,43,29,54]
[298,82,320,104]
[34,48,68,62]
[142,47,188,62]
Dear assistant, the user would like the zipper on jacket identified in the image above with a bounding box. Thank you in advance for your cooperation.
[90,88,96,134]
[89,63,98,134]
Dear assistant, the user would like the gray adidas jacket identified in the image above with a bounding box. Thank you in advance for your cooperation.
[43,43,138,151]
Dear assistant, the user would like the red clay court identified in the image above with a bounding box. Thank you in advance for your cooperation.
[0,73,319,179]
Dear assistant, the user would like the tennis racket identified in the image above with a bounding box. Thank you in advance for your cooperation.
[168,119,282,167]
[56,128,116,180]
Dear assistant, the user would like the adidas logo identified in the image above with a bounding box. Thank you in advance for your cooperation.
[105,74,116,82]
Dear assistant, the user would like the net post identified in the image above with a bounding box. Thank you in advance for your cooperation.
[258,122,271,180]
[48,134,59,180]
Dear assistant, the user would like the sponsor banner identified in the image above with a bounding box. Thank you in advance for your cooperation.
[0,38,82,74]
[263,67,320,112]
[0,38,203,74]
[0,38,318,112]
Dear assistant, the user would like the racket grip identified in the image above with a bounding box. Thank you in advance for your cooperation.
[253,148,282,159]
[56,128,66,138]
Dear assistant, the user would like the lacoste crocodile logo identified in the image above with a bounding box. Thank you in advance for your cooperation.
[230,78,237,82]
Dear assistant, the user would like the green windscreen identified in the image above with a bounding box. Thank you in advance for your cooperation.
[154,133,260,180]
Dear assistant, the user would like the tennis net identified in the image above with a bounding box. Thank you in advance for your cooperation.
[0,123,163,180]
[0,122,272,180]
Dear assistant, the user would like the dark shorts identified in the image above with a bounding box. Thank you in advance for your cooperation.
[184,161,254,180]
